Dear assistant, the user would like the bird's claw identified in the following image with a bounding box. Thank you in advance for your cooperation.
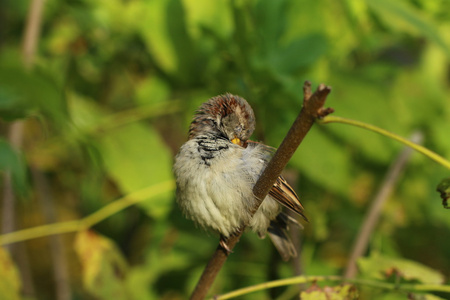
[220,236,233,254]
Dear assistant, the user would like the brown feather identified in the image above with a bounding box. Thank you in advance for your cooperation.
[246,141,308,222]
[269,176,308,222]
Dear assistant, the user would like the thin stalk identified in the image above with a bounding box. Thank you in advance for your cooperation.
[81,180,174,229]
[318,116,450,170]
[0,180,174,246]
[22,0,45,68]
[215,275,450,299]
[215,276,341,299]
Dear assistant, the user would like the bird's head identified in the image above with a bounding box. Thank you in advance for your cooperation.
[189,93,255,147]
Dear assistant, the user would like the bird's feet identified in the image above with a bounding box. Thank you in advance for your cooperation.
[219,235,233,254]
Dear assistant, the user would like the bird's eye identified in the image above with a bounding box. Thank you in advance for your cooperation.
[235,125,242,133]
[211,118,219,128]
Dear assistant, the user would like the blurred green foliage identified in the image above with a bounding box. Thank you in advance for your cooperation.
[1,0,450,299]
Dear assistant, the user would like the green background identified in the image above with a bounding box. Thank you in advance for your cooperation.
[1,0,450,299]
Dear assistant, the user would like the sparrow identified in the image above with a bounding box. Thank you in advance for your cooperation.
[173,93,307,260]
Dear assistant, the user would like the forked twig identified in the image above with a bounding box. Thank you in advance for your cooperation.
[190,81,333,300]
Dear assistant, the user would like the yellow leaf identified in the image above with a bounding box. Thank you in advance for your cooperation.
[0,247,21,300]
[74,230,129,300]
[300,284,358,300]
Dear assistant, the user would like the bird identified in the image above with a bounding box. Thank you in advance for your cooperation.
[173,93,307,260]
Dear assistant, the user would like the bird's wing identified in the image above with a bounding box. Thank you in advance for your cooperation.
[247,141,308,221]
[269,176,308,221]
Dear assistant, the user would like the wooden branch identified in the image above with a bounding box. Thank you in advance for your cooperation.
[31,169,72,300]
[22,0,45,68]
[189,81,333,300]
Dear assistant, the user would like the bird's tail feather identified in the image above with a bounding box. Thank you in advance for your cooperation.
[267,212,303,261]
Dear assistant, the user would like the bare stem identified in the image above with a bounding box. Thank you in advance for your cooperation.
[344,132,423,279]
[189,82,333,300]
[1,122,25,247]
[22,0,45,68]
[31,168,71,300]
[8,0,47,296]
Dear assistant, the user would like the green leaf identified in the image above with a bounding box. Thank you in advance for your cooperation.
[418,294,448,300]
[358,253,445,284]
[436,177,450,209]
[0,85,27,120]
[182,0,232,40]
[98,122,173,219]
[369,291,441,300]
[69,94,174,219]
[254,0,289,53]
[327,71,400,163]
[300,284,358,300]
[74,230,129,300]
[436,178,450,195]
[0,64,66,123]
[365,0,450,58]
[134,76,170,106]
[0,247,21,300]
[290,126,353,196]
[270,33,328,74]
[138,0,184,75]
[126,239,200,299]
[166,0,199,83]
[0,139,28,195]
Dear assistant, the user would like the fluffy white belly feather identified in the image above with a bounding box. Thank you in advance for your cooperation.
[174,139,279,237]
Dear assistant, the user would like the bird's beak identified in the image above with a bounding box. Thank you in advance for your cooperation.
[231,137,242,146]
